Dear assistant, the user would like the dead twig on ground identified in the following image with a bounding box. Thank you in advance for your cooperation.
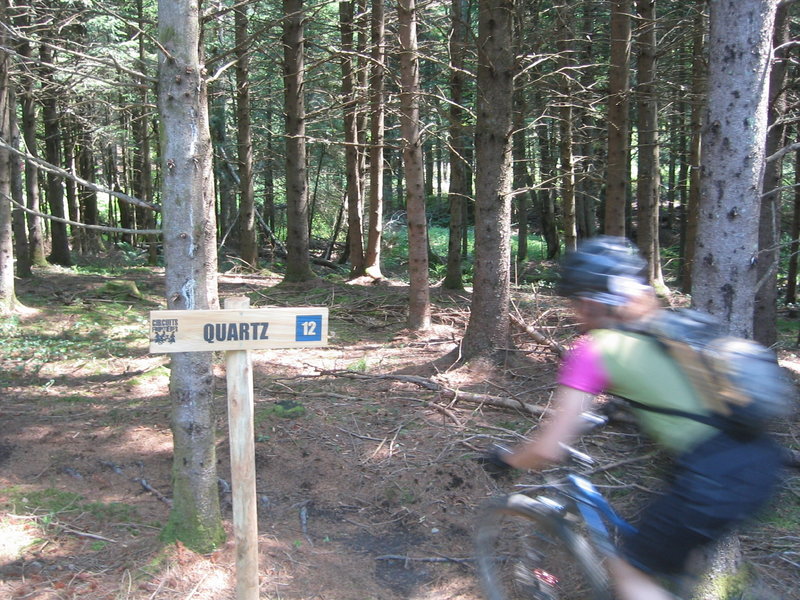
[318,369,548,417]
[374,554,473,565]
[101,461,173,506]
[509,311,566,357]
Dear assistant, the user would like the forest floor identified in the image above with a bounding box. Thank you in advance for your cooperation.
[1,260,799,600]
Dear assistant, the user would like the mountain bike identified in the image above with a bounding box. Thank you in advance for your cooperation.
[474,413,640,600]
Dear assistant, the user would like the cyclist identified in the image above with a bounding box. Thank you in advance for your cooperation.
[493,236,784,600]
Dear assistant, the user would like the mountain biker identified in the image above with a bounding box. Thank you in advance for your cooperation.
[494,236,785,600]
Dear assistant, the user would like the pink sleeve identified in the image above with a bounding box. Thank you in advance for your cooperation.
[557,337,609,394]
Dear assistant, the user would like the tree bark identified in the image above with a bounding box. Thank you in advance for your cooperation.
[210,94,237,249]
[9,84,31,279]
[576,0,598,240]
[557,2,576,251]
[462,0,515,358]
[682,3,705,293]
[340,0,365,277]
[754,3,789,345]
[364,0,386,280]
[398,0,431,330]
[443,0,470,290]
[39,41,72,267]
[77,123,102,254]
[0,0,19,313]
[512,86,530,264]
[786,137,800,307]
[692,0,778,337]
[604,0,632,237]
[534,102,560,259]
[157,0,225,553]
[282,0,315,282]
[134,0,157,265]
[236,3,258,269]
[634,0,663,287]
[14,7,46,268]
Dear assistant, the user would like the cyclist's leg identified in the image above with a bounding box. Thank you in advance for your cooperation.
[619,432,782,579]
[607,556,675,600]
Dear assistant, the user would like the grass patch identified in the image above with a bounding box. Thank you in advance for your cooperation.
[0,304,148,369]
[255,400,307,425]
[3,487,140,525]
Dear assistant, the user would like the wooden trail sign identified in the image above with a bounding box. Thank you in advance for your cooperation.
[149,298,328,600]
[149,306,328,353]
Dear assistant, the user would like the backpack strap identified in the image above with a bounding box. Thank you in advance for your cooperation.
[620,397,723,429]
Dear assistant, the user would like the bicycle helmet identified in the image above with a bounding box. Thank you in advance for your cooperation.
[557,236,649,305]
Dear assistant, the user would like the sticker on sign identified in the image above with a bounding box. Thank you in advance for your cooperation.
[149,307,328,353]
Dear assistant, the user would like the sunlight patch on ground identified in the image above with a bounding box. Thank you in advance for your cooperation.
[779,354,800,376]
[0,518,37,562]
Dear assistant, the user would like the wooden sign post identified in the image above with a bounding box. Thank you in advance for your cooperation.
[149,297,328,600]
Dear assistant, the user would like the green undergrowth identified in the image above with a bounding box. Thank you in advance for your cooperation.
[3,487,141,527]
[1,302,149,370]
[255,400,307,424]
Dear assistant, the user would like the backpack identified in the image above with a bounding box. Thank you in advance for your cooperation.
[620,308,796,435]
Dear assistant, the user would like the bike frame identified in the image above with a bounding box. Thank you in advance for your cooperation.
[532,462,638,557]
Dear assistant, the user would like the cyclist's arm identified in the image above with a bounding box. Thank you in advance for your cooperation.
[505,385,595,470]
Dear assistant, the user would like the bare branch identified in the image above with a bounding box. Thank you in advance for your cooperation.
[3,192,161,236]
[766,141,800,165]
[0,137,159,212]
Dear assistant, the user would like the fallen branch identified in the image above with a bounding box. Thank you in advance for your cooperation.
[319,369,547,416]
[509,312,566,357]
[134,478,173,507]
[101,461,172,506]
[55,522,116,543]
[375,554,473,565]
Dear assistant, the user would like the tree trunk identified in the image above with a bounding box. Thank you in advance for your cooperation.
[157,0,225,553]
[134,0,156,264]
[604,0,632,237]
[77,124,102,254]
[575,2,602,239]
[210,94,237,249]
[40,41,72,267]
[557,2,576,251]
[512,87,530,264]
[692,0,777,337]
[0,0,19,313]
[15,8,46,268]
[235,4,258,269]
[263,102,275,233]
[9,83,31,279]
[62,118,81,255]
[786,138,800,307]
[443,0,470,290]
[537,112,560,259]
[340,0,365,277]
[398,0,430,330]
[443,0,469,289]
[576,0,598,239]
[753,4,789,346]
[282,0,315,282]
[634,0,663,287]
[462,0,514,358]
[682,3,705,293]
[364,0,385,280]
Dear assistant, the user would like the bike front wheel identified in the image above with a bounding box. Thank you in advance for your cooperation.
[475,493,613,600]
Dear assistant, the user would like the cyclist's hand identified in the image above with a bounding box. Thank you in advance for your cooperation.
[477,444,515,476]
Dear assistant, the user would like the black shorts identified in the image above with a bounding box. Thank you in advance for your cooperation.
[620,431,783,576]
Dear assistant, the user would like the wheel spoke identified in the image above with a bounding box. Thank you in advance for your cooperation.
[475,495,612,600]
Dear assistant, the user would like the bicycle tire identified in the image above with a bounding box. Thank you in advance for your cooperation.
[475,493,613,600]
